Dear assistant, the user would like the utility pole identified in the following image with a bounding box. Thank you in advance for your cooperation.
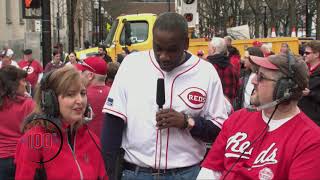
[41,0,52,67]
[168,0,170,12]
[67,0,75,52]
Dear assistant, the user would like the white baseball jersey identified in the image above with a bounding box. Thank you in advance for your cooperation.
[103,50,228,169]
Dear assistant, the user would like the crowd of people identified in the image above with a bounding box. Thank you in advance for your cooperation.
[0,12,320,180]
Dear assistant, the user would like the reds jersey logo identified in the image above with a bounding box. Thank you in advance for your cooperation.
[22,66,34,74]
[226,132,278,168]
[179,87,206,109]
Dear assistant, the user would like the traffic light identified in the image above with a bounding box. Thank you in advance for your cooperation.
[176,0,198,27]
[24,0,41,9]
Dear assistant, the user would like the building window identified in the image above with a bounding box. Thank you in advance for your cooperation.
[6,0,12,24]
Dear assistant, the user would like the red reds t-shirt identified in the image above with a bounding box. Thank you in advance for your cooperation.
[18,59,43,87]
[202,108,320,180]
[87,85,110,137]
[0,96,35,158]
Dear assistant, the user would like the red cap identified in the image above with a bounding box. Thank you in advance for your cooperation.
[252,40,263,47]
[197,50,204,56]
[249,56,279,70]
[75,56,108,75]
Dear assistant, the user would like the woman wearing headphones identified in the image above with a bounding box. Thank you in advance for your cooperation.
[0,65,35,180]
[15,66,107,180]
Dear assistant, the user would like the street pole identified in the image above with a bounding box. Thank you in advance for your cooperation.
[264,6,267,38]
[41,0,52,67]
[96,9,99,46]
[167,0,170,12]
[93,0,99,46]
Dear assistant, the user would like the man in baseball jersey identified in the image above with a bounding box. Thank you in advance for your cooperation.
[18,49,43,96]
[101,12,228,180]
[198,54,320,180]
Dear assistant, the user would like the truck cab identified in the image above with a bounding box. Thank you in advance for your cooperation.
[77,13,157,61]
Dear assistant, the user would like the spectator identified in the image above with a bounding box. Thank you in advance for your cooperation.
[252,40,262,47]
[0,49,19,68]
[98,45,112,63]
[65,51,80,66]
[53,43,65,61]
[0,65,35,180]
[101,12,228,180]
[280,43,290,54]
[227,45,241,78]
[18,49,43,96]
[224,36,233,46]
[15,66,107,179]
[106,61,120,88]
[298,40,320,125]
[236,47,264,110]
[198,54,320,180]
[261,44,275,57]
[75,56,110,136]
[197,50,205,59]
[44,50,64,73]
[207,37,239,104]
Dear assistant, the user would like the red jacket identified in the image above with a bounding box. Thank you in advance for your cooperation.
[0,96,35,158]
[15,124,107,180]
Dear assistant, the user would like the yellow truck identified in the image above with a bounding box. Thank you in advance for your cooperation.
[76,13,300,60]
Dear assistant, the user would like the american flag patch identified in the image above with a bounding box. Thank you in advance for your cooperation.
[107,98,113,106]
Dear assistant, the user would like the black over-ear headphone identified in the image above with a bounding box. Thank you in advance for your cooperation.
[40,70,93,121]
[40,71,60,117]
[273,52,297,101]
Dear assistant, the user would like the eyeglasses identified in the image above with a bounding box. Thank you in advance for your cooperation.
[256,73,277,82]
[304,51,313,55]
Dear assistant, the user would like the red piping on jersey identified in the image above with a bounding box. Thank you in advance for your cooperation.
[154,129,159,168]
[102,108,127,122]
[165,57,201,169]
[149,50,165,77]
[212,118,223,128]
[149,50,166,170]
[158,129,162,170]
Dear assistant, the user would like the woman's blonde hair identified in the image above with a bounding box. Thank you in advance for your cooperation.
[23,66,86,132]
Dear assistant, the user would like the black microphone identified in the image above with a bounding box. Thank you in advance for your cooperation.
[246,94,290,112]
[156,78,165,109]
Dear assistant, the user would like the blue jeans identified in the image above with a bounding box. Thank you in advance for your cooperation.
[0,158,15,180]
[121,164,200,180]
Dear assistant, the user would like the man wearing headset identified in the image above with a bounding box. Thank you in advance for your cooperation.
[197,54,320,179]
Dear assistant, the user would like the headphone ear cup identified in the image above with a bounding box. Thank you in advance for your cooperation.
[274,78,286,100]
[40,71,59,117]
[41,89,59,117]
[273,78,293,101]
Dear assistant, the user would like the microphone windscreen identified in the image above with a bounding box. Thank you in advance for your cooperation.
[156,78,165,108]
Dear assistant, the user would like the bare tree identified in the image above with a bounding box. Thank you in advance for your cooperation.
[317,0,320,39]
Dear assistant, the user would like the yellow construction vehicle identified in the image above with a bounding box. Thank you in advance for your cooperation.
[76,13,300,61]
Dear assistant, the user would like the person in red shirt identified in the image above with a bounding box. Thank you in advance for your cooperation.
[15,66,107,180]
[207,37,239,104]
[18,49,43,96]
[198,54,320,180]
[0,65,35,180]
[75,56,110,137]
